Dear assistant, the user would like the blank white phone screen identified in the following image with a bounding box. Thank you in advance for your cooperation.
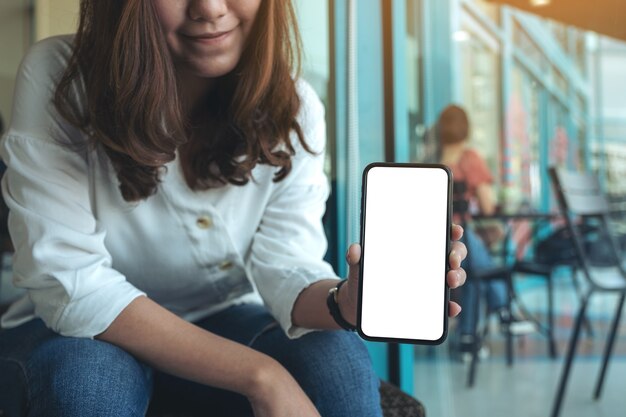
[361,166,449,342]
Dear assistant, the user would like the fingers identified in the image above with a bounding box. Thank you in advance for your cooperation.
[346,243,361,266]
[448,301,462,317]
[342,244,362,317]
[446,268,466,289]
[451,224,464,241]
[346,244,361,287]
[448,226,466,319]
[448,241,467,270]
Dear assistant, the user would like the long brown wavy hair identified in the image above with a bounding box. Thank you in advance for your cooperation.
[54,0,311,201]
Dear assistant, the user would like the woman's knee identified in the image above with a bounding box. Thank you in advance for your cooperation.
[301,332,381,416]
[26,337,152,417]
[308,331,379,383]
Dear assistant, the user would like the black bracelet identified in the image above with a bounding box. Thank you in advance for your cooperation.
[326,280,357,331]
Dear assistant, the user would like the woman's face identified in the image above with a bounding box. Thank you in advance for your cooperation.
[153,0,263,79]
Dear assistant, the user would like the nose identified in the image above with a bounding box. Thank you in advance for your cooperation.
[188,0,228,22]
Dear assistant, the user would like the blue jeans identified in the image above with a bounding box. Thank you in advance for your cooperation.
[0,303,382,417]
[458,229,508,336]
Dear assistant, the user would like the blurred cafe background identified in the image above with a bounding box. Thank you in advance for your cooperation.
[1,1,625,416]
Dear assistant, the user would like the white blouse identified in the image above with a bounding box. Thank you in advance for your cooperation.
[0,36,338,339]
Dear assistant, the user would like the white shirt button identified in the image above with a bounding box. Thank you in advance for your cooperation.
[219,261,234,270]
[196,215,213,229]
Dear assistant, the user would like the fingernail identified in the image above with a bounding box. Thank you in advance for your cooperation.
[456,271,461,285]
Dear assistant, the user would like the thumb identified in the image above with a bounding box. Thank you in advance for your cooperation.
[343,243,362,312]
[346,243,361,282]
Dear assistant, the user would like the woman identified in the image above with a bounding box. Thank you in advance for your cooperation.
[438,105,531,355]
[0,1,467,416]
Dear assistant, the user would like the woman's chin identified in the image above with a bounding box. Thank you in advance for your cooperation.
[176,57,240,80]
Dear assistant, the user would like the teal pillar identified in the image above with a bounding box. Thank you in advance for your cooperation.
[422,0,454,126]
[332,0,348,276]
[392,0,410,162]
[356,0,388,384]
[332,0,389,384]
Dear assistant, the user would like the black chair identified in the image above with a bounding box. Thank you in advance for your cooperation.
[506,212,599,360]
[548,167,626,417]
[451,180,514,387]
[471,209,589,364]
[465,260,513,388]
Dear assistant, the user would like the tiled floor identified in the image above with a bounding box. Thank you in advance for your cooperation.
[413,270,626,417]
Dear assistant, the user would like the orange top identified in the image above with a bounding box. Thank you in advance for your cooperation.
[449,148,493,221]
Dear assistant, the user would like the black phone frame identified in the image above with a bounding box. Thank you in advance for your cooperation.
[357,162,453,345]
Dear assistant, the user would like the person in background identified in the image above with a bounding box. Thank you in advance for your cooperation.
[0,1,467,416]
[437,105,533,356]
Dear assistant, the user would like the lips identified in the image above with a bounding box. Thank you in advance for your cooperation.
[182,29,233,40]
[187,31,229,39]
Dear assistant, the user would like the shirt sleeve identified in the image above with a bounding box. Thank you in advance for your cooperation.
[246,80,339,339]
[0,37,145,338]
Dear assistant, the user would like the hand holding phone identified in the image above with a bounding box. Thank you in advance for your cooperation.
[357,163,452,345]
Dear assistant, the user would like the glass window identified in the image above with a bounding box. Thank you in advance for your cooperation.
[294,1,332,176]
[553,67,568,97]
[604,144,626,198]
[474,0,501,25]
[550,21,569,53]
[293,1,336,265]
[549,102,570,168]
[294,1,330,102]
[605,120,626,142]
[575,120,587,171]
[294,0,335,178]
[575,93,586,116]
[513,22,549,72]
[0,1,33,125]
[573,31,587,75]
[505,65,542,210]
[460,29,502,190]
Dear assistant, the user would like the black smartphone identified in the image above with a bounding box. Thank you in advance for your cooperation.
[357,163,452,345]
